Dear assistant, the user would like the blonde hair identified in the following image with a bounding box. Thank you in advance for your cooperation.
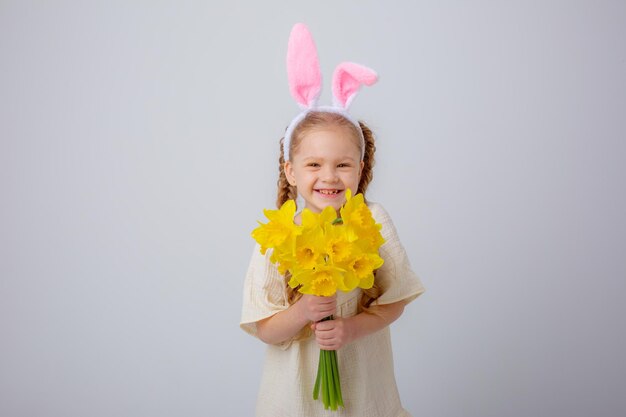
[276,111,381,313]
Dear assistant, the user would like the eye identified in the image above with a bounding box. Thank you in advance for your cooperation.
[338,163,351,168]
[307,162,320,167]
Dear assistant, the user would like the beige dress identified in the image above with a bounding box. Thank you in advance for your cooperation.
[240,202,426,417]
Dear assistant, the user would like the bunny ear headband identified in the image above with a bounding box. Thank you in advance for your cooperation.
[283,23,378,161]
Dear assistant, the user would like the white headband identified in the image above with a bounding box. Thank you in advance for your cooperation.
[283,23,378,162]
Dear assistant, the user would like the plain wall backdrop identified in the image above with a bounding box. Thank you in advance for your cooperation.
[1,1,625,416]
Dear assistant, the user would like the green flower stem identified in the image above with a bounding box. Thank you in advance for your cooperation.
[313,350,322,400]
[325,349,336,410]
[321,349,329,408]
[330,350,344,407]
[314,315,344,411]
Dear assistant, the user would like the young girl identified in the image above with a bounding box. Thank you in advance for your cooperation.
[240,24,425,417]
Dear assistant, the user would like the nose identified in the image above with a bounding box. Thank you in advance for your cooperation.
[320,165,339,183]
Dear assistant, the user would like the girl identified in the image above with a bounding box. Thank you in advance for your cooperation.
[240,24,425,417]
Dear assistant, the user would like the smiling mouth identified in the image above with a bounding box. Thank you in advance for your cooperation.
[316,189,343,196]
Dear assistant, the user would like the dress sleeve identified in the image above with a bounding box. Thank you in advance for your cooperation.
[369,203,426,306]
[240,244,289,337]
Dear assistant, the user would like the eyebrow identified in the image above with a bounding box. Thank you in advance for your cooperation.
[301,156,358,162]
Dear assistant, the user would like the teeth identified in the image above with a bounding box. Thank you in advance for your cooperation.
[318,189,340,195]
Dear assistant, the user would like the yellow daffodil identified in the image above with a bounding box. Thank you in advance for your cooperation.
[340,244,384,290]
[291,265,347,296]
[355,223,385,252]
[340,190,368,226]
[323,222,352,264]
[275,252,295,275]
[339,189,385,252]
[295,226,326,270]
[251,200,301,254]
[339,241,384,289]
[301,205,336,230]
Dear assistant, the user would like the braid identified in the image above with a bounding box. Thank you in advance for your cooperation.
[356,120,382,311]
[357,121,376,197]
[277,137,305,308]
[277,138,298,209]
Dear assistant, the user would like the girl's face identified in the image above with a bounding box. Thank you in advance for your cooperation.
[285,125,364,215]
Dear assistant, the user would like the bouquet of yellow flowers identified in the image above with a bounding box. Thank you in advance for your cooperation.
[251,190,385,411]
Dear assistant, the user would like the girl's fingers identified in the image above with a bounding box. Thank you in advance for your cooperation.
[314,321,332,331]
[315,326,334,337]
[317,335,334,343]
[315,308,335,320]
[318,304,335,314]
[318,304,334,313]
[314,317,346,349]
[316,338,338,350]
[317,295,336,305]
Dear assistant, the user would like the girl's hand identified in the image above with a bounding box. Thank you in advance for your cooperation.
[311,317,354,351]
[297,294,336,323]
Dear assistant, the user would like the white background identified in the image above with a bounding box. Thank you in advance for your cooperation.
[1,1,625,416]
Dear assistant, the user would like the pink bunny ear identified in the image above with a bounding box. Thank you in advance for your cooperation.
[286,23,322,108]
[332,62,378,109]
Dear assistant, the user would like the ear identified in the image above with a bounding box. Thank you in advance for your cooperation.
[284,161,297,186]
[287,23,322,109]
[332,62,378,109]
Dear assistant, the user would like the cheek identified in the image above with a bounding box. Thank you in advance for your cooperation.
[345,170,361,186]
[296,172,313,184]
